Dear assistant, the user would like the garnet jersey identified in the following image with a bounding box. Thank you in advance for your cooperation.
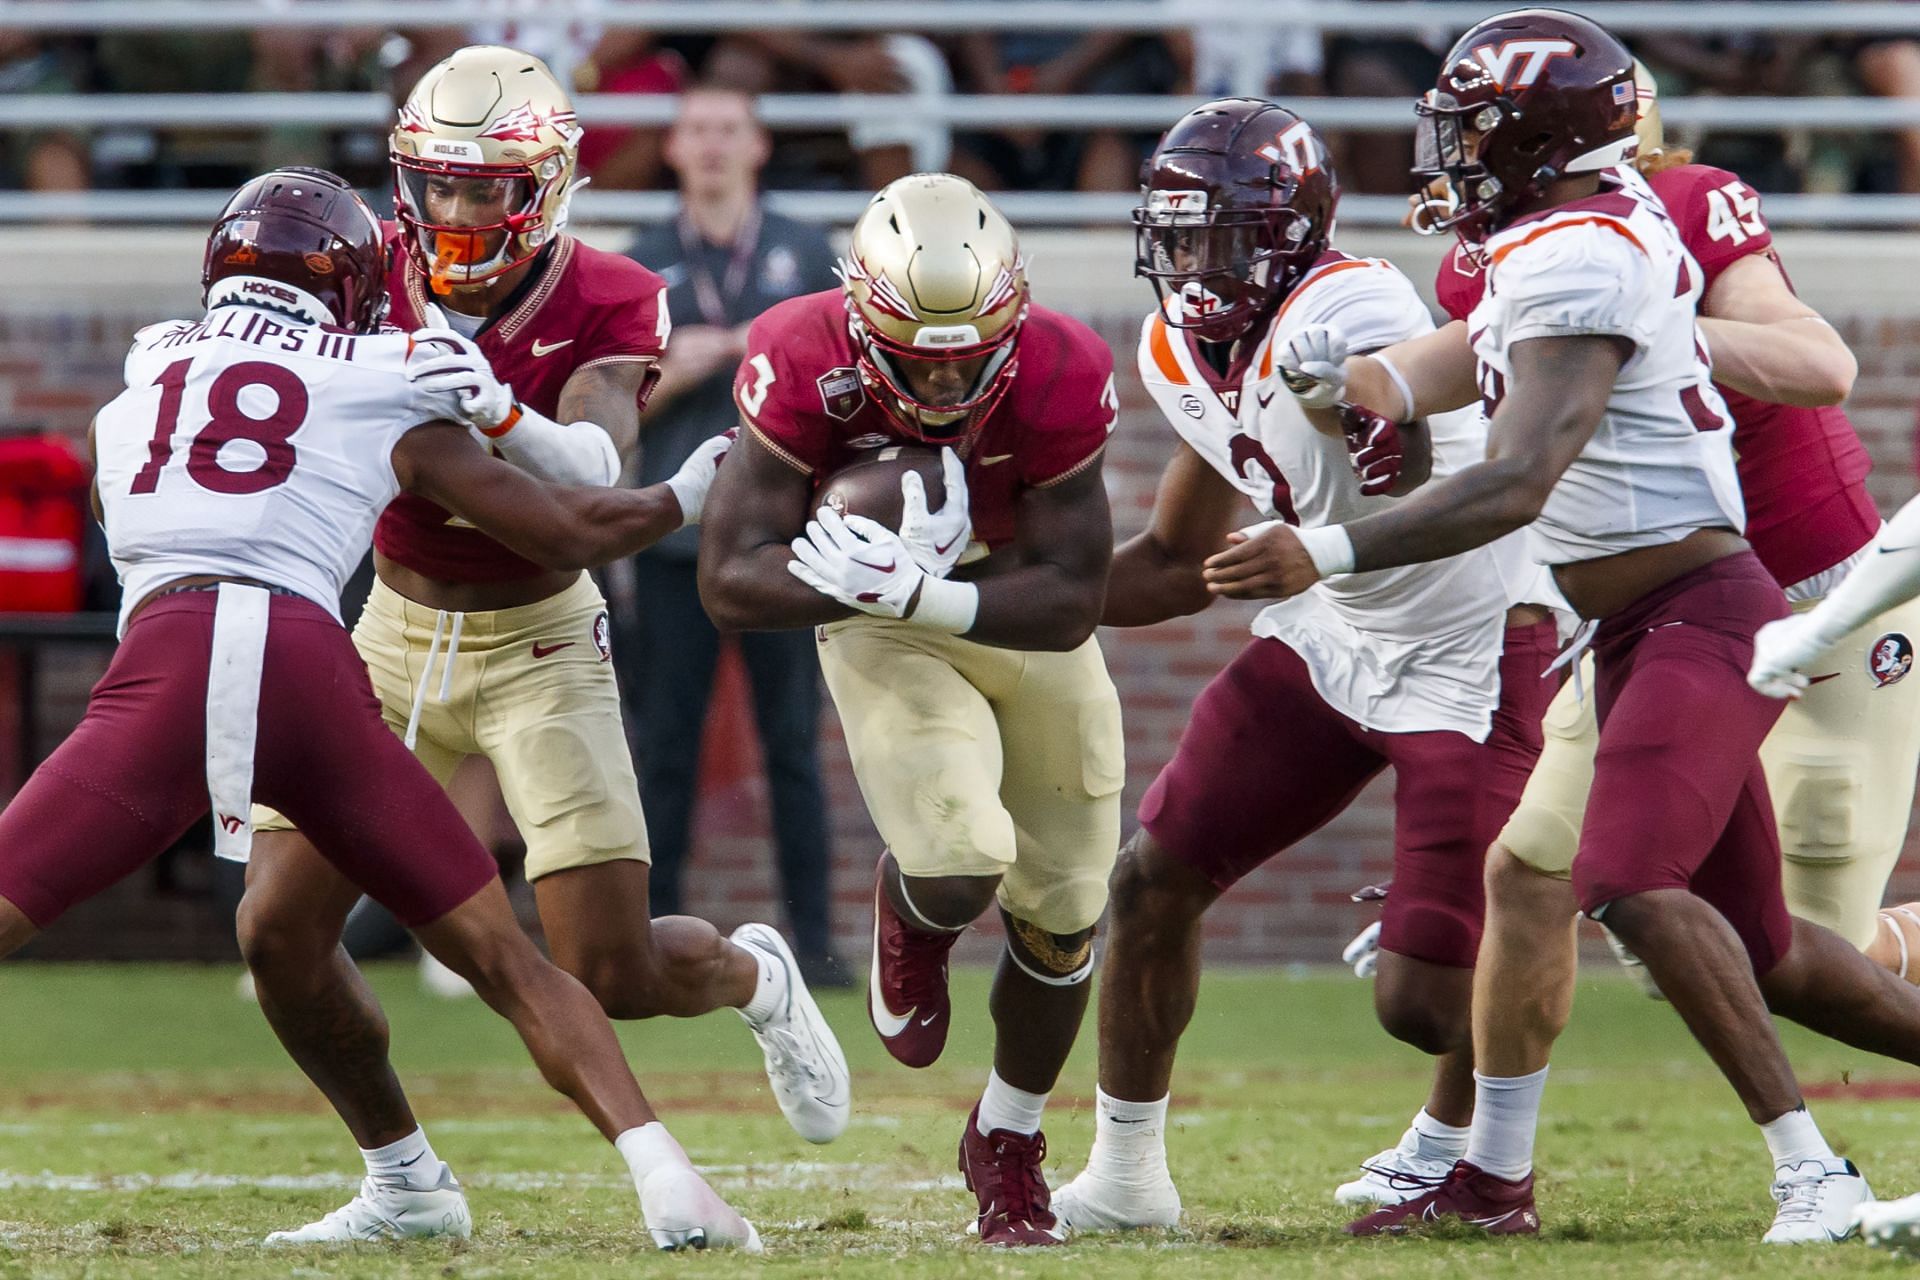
[95,304,445,633]
[1437,163,1877,591]
[1467,165,1742,567]
[374,229,671,582]
[736,289,1115,553]
[1137,252,1512,738]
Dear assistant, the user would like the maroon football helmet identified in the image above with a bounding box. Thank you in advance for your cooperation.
[202,167,389,333]
[1135,98,1338,344]
[1416,9,1638,244]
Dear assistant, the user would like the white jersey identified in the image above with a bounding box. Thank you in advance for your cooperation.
[1137,253,1514,739]
[95,304,444,634]
[1469,165,1744,568]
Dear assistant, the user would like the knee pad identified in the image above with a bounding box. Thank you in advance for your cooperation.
[1003,911,1095,987]
[1773,763,1860,865]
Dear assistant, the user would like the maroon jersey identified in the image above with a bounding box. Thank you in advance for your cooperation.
[1435,166,1877,589]
[374,229,670,582]
[737,290,1116,550]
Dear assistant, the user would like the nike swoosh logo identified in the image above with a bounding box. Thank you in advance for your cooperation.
[1464,1208,1532,1229]
[396,1154,425,1168]
[1257,390,1276,409]
[933,534,962,555]
[980,454,1013,466]
[1807,673,1842,685]
[530,641,575,658]
[869,914,915,1038]
[530,338,573,357]
[854,557,896,573]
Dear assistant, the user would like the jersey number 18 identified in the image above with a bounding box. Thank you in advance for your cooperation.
[130,358,306,497]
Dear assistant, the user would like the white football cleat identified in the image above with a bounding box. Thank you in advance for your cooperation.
[1763,1157,1871,1244]
[264,1165,472,1244]
[1051,1167,1182,1232]
[1854,1190,1920,1254]
[419,950,477,998]
[640,1163,763,1252]
[731,922,851,1144]
[1335,1126,1459,1206]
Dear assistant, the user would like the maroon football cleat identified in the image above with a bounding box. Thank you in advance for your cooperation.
[867,860,961,1068]
[958,1106,1064,1246]
[1345,1160,1539,1237]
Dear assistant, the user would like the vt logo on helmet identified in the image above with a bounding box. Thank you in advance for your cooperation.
[839,174,1029,443]
[389,45,584,293]
[1414,8,1639,245]
[1134,98,1338,345]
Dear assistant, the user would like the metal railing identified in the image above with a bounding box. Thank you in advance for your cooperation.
[6,1,1920,35]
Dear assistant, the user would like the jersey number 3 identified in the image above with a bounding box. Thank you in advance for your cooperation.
[130,358,307,496]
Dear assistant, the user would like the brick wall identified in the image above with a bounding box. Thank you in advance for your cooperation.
[6,299,1920,964]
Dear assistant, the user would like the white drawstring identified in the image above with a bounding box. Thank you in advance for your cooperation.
[403,608,461,750]
[1545,618,1600,704]
[438,612,465,702]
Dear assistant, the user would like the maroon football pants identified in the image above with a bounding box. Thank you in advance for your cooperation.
[0,591,498,929]
[1139,620,1559,968]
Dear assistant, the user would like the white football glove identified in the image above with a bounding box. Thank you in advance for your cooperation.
[1747,611,1835,700]
[1276,323,1353,411]
[408,327,515,433]
[1341,921,1381,980]
[788,506,927,619]
[665,430,734,527]
[897,447,971,576]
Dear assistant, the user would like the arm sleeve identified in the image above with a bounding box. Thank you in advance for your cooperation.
[734,307,831,477]
[1805,497,1920,646]
[1022,323,1117,488]
[1280,260,1435,353]
[1493,226,1660,352]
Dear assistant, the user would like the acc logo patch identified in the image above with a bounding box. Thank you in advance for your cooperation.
[303,252,335,274]
[817,366,866,421]
[1179,393,1206,419]
[592,611,612,663]
[1869,632,1913,688]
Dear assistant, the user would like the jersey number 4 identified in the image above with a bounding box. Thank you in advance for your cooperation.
[130,357,307,496]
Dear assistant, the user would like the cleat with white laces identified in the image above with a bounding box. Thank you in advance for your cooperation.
[1854,1190,1920,1255]
[731,922,851,1144]
[640,1163,763,1253]
[1335,1126,1459,1206]
[1763,1157,1871,1244]
[1052,1168,1181,1232]
[264,1164,471,1244]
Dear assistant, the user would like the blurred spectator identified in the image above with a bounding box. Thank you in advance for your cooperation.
[704,15,951,189]
[573,32,690,189]
[1321,20,1449,195]
[0,35,89,191]
[949,7,1179,193]
[92,32,256,188]
[1184,24,1322,100]
[614,88,850,985]
[249,25,396,185]
[1855,37,1920,193]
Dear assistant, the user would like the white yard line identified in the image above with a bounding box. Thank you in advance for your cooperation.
[0,1163,965,1195]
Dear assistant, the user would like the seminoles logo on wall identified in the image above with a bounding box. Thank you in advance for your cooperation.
[1470,39,1579,90]
[817,367,866,421]
[1870,632,1913,688]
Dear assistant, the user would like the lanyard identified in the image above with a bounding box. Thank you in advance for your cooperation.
[676,204,763,328]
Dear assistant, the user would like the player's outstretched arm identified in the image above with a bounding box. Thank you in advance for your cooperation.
[392,423,685,570]
[698,426,857,632]
[1283,320,1480,423]
[1697,253,1857,408]
[1104,441,1244,628]
[1203,334,1624,600]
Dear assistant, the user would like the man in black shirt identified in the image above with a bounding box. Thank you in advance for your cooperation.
[621,87,849,986]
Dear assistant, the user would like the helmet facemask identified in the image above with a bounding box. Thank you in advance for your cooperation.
[394,153,566,292]
[1134,197,1316,344]
[1413,90,1523,246]
[845,290,1025,443]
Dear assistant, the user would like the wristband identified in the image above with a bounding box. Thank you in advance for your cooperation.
[911,575,979,634]
[1372,353,1416,424]
[1296,523,1357,578]
[477,403,525,439]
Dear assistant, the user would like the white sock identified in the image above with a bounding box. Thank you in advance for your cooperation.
[738,940,787,1026]
[361,1127,442,1191]
[977,1069,1049,1136]
[616,1122,691,1193]
[1761,1106,1837,1170]
[1463,1067,1548,1181]
[1410,1107,1471,1162]
[1085,1088,1172,1184]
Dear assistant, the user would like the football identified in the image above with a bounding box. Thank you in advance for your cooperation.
[814,444,946,533]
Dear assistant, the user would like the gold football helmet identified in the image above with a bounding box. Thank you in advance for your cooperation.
[841,173,1029,441]
[1632,59,1665,161]
[390,45,583,291]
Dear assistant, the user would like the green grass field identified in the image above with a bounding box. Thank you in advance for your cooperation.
[0,962,1917,1278]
